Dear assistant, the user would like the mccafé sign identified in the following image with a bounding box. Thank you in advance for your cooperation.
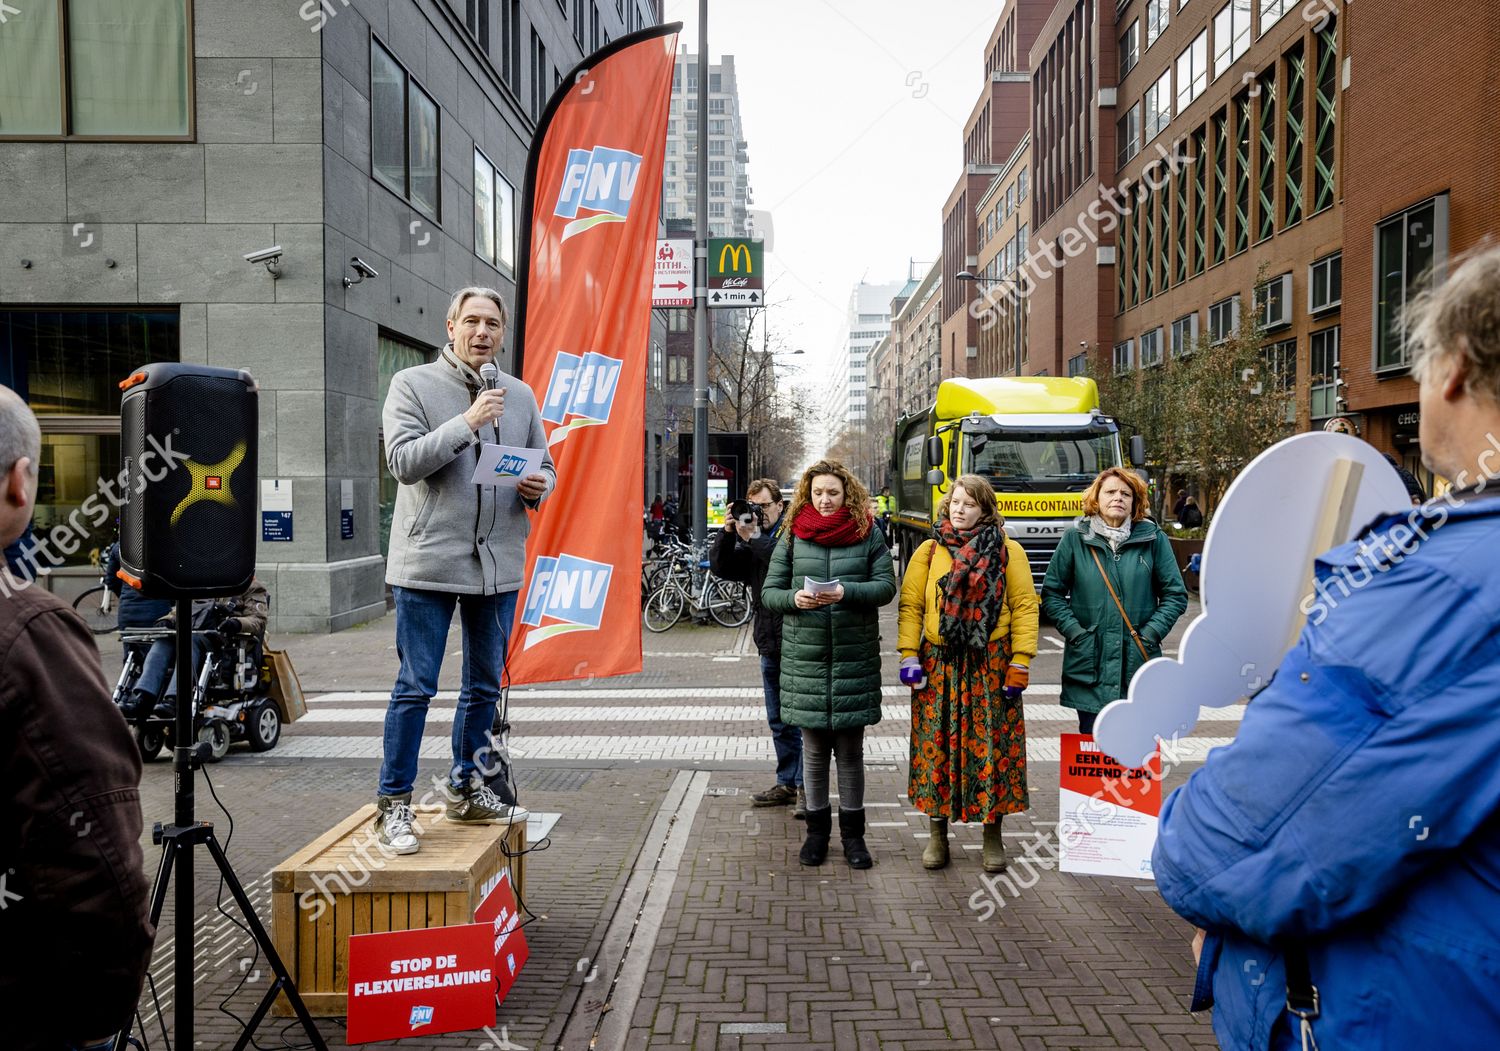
[707,237,764,300]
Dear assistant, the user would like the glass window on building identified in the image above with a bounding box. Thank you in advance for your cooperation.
[1177,31,1209,111]
[0,309,179,568]
[1260,0,1298,31]
[1208,295,1240,343]
[1140,327,1164,367]
[1120,20,1140,77]
[1118,103,1142,166]
[473,150,516,275]
[1145,70,1172,141]
[1214,0,1252,80]
[1375,194,1448,371]
[373,38,442,221]
[1114,339,1135,374]
[1309,326,1341,419]
[378,334,436,558]
[1146,0,1170,47]
[709,98,726,114]
[0,0,192,139]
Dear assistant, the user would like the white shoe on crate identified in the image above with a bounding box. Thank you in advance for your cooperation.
[374,793,421,855]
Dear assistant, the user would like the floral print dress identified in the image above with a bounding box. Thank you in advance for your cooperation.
[908,638,1028,822]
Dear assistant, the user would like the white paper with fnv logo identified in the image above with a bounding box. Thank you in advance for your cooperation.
[471,444,544,488]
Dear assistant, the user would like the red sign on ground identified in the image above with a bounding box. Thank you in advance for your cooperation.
[475,869,530,1006]
[346,923,496,1044]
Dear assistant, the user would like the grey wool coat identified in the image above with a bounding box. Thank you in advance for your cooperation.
[383,347,556,594]
[760,526,897,731]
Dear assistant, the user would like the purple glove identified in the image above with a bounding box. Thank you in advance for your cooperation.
[900,656,927,689]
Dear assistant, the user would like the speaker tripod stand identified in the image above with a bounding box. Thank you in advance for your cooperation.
[113,600,327,1051]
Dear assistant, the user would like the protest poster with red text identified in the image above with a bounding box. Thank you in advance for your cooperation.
[1057,733,1163,880]
[346,923,495,1043]
[475,869,530,1006]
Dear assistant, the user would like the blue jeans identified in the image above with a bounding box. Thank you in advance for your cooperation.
[134,635,207,701]
[761,655,802,787]
[379,586,518,797]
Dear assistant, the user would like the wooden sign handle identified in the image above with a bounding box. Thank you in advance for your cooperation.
[1286,457,1365,652]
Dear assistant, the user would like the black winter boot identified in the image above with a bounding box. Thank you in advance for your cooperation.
[839,808,873,869]
[799,807,832,866]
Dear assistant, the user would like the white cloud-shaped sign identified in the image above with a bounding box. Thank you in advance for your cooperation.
[1094,432,1413,768]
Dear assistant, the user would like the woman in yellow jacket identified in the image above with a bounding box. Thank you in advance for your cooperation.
[898,473,1039,872]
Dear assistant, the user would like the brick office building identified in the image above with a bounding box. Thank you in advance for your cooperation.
[995,0,1497,489]
[1024,0,1120,379]
[1340,4,1500,482]
[1112,0,1345,435]
[938,1,1050,382]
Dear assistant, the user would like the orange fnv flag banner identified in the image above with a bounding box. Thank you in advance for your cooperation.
[507,25,679,683]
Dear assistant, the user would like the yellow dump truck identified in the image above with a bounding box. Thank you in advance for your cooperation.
[889,377,1144,585]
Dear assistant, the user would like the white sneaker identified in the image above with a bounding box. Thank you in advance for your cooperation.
[375,794,420,854]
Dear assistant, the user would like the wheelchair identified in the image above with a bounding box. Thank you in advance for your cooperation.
[111,624,283,762]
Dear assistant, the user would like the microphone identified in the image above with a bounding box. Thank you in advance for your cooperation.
[479,362,499,391]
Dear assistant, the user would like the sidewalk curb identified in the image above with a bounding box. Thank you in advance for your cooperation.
[555,770,709,1050]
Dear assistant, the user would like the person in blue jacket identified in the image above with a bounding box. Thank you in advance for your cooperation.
[1153,245,1500,1050]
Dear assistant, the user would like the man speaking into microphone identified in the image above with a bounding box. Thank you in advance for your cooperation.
[374,286,554,855]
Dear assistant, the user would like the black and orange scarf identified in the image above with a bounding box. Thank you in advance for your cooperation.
[934,519,1009,650]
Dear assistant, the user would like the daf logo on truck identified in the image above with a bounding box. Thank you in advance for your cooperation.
[888,376,1138,586]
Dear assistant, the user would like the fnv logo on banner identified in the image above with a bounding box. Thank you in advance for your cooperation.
[520,553,612,648]
[555,146,643,241]
[541,351,623,446]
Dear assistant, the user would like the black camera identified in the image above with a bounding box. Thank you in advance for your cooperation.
[728,499,762,534]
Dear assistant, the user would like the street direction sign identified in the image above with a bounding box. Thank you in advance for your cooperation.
[707,237,764,309]
[708,288,763,306]
[653,239,692,307]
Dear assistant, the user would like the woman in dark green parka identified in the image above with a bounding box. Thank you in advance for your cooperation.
[762,460,896,870]
[1041,467,1188,734]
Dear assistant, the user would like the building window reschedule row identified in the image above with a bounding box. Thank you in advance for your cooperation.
[0,0,191,138]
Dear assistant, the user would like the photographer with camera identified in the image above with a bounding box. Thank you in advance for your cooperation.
[709,479,805,816]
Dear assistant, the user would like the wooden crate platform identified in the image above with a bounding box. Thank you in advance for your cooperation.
[270,804,526,1016]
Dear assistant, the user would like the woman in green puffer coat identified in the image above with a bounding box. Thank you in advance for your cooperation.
[1041,467,1188,735]
[762,459,897,871]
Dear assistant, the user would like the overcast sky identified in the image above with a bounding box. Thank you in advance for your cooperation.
[659,0,1000,407]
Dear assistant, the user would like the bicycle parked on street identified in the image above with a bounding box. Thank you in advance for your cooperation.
[643,539,751,631]
[72,547,117,634]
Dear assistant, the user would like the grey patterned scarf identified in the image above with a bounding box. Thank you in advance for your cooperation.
[1088,514,1132,553]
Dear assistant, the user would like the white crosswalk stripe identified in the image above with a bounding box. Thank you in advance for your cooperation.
[272,729,1236,763]
[297,701,1245,725]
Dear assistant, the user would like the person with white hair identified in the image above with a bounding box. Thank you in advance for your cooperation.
[374,288,554,854]
[0,385,154,1050]
[1154,246,1500,1048]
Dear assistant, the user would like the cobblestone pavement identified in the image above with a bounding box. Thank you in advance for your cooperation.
[111,599,1217,1050]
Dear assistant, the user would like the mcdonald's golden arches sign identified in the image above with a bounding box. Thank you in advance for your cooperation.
[706,237,765,307]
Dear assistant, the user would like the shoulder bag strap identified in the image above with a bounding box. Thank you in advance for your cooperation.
[1283,943,1320,1049]
[1089,547,1150,662]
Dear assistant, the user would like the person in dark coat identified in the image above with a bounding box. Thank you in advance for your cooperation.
[1382,452,1428,505]
[1041,467,1188,734]
[0,385,153,1051]
[709,478,804,816]
[1178,495,1204,529]
[762,460,896,869]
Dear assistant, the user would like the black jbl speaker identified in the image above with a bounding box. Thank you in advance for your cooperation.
[119,363,258,598]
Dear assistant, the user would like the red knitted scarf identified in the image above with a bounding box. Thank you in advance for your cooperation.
[791,504,868,547]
